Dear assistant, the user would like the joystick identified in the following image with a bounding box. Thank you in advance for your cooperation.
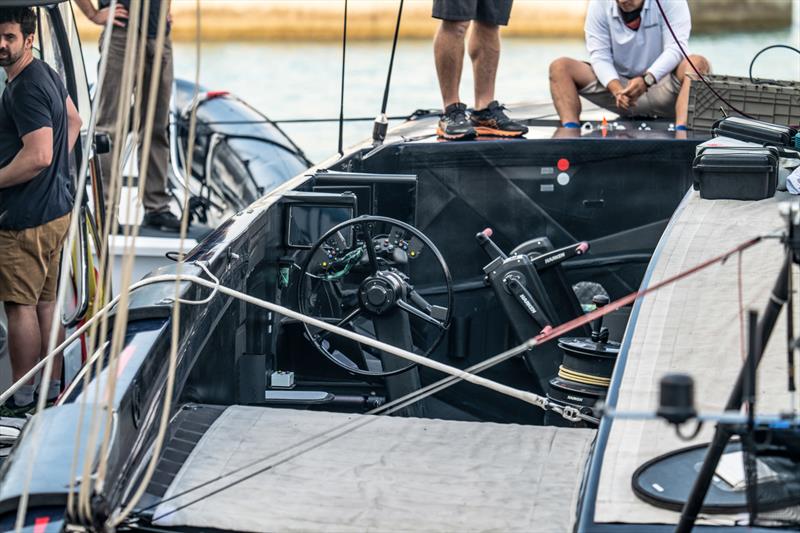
[590,294,610,344]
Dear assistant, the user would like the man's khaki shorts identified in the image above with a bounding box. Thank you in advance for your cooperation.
[579,72,683,119]
[0,212,71,305]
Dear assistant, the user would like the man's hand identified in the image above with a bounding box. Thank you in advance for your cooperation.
[90,4,128,27]
[620,76,647,107]
[614,92,631,110]
[606,79,630,111]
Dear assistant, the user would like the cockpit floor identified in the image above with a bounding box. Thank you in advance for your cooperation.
[151,405,595,532]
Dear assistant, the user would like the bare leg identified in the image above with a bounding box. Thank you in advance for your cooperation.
[36,301,63,387]
[469,21,500,110]
[5,303,41,384]
[674,54,711,127]
[434,20,470,108]
[549,57,598,125]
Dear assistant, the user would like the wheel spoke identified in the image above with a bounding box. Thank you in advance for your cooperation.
[397,299,446,329]
[361,224,381,274]
[314,307,363,341]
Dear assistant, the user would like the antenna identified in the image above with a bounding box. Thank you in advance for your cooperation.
[337,0,349,156]
[372,0,405,145]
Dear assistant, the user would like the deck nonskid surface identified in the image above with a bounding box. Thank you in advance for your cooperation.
[595,191,797,525]
[153,405,595,532]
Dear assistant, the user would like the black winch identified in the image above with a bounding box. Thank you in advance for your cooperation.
[546,294,620,427]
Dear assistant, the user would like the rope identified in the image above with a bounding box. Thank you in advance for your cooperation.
[558,365,611,387]
[379,0,403,116]
[337,0,348,155]
[653,0,753,121]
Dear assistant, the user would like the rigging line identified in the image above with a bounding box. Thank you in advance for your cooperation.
[136,234,764,518]
[180,115,411,126]
[111,2,203,524]
[337,0,348,156]
[380,0,403,115]
[653,0,754,121]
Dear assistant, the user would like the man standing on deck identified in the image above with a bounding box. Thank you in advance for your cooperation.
[549,0,710,132]
[432,0,528,140]
[0,7,82,416]
[74,0,181,231]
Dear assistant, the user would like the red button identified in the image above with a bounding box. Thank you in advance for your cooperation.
[557,158,570,171]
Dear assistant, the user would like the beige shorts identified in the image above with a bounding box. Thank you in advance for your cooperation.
[0,212,71,305]
[579,71,682,119]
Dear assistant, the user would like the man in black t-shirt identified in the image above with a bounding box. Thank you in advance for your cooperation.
[0,7,82,416]
[74,0,180,232]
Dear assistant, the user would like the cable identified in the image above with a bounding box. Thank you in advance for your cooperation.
[749,44,800,86]
[372,0,404,145]
[653,0,754,121]
[337,0,348,156]
[380,0,403,116]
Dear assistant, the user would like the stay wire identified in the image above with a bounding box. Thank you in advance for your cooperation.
[337,0,348,156]
[136,234,765,523]
[380,0,404,115]
[653,0,754,121]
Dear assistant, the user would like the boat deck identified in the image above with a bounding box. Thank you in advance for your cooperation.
[593,190,797,526]
[149,405,595,533]
[382,100,706,145]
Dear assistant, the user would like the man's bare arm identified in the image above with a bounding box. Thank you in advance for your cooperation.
[66,96,82,152]
[0,128,54,188]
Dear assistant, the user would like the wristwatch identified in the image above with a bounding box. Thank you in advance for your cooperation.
[643,72,657,89]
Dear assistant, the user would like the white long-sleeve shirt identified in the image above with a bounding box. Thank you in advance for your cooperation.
[584,0,691,87]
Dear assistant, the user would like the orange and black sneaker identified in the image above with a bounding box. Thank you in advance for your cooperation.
[437,102,476,140]
[470,101,528,138]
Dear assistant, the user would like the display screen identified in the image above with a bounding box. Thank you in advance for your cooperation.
[287,205,354,247]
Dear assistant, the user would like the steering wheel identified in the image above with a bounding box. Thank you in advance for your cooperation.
[298,215,453,377]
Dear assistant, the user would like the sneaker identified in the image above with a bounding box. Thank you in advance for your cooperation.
[470,101,529,137]
[437,102,476,140]
[0,398,35,418]
[143,210,182,232]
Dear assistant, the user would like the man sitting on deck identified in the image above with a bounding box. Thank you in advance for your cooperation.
[432,0,528,140]
[549,0,710,132]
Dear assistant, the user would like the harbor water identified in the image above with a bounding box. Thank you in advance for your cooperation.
[81,24,800,164]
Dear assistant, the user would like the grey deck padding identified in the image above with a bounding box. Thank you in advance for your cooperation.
[595,191,797,525]
[153,406,596,532]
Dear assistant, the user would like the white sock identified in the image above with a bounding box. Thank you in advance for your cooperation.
[14,384,35,406]
[47,380,62,401]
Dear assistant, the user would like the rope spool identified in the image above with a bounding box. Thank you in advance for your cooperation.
[546,335,621,427]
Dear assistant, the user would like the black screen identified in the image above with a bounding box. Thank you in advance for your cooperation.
[287,205,354,247]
